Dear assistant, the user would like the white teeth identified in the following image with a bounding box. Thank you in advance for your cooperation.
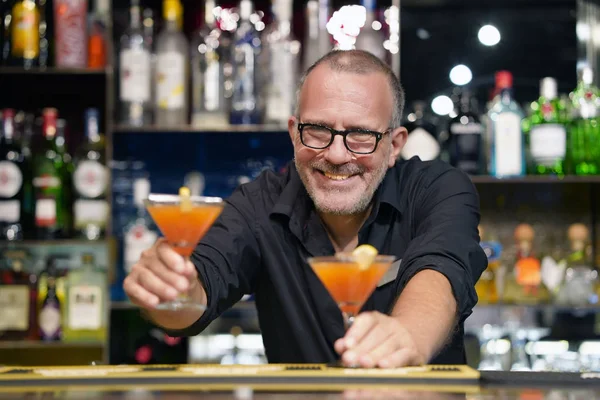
[324,172,351,181]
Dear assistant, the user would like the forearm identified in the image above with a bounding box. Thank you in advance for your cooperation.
[145,280,208,330]
[391,269,458,363]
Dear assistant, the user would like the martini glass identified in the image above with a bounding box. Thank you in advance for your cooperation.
[144,190,224,311]
[307,253,396,366]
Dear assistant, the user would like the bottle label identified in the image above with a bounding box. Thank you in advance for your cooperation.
[53,0,88,67]
[74,199,108,228]
[0,161,24,198]
[0,286,29,331]
[35,198,57,227]
[204,54,221,111]
[0,200,21,223]
[493,112,523,176]
[68,285,102,330]
[124,223,158,274]
[515,257,542,286]
[120,49,151,102]
[39,303,61,337]
[530,124,566,165]
[480,241,503,262]
[401,128,440,161]
[11,1,40,59]
[74,160,107,198]
[156,52,185,109]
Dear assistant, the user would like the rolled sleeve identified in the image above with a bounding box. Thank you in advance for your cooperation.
[394,168,487,321]
[161,186,262,337]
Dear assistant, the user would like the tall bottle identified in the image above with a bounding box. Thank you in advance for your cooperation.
[447,88,485,175]
[119,0,153,126]
[263,0,300,125]
[32,108,67,239]
[354,0,386,62]
[72,108,109,240]
[38,256,62,341]
[568,66,600,175]
[488,71,526,178]
[401,101,439,161]
[229,0,262,125]
[190,0,227,128]
[155,0,189,127]
[525,77,567,176]
[0,109,28,240]
[303,0,320,70]
[53,0,87,68]
[8,0,41,68]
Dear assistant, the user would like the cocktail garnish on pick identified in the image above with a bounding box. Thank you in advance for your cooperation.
[352,244,378,270]
[179,186,192,213]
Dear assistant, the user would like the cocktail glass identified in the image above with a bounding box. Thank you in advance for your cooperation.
[144,191,224,311]
[307,253,396,366]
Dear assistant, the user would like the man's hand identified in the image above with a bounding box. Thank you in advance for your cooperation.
[334,311,426,368]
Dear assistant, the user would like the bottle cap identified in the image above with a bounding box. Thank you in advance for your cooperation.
[514,223,534,241]
[134,178,151,207]
[495,70,513,89]
[540,77,557,100]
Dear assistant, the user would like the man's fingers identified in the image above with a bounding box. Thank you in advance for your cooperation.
[342,321,394,367]
[145,255,191,293]
[377,347,417,368]
[123,277,159,308]
[156,240,187,274]
[134,267,179,301]
[343,312,380,349]
[357,332,400,368]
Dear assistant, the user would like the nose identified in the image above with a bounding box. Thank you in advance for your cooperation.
[323,135,353,165]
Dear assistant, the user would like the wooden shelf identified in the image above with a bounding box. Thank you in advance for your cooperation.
[475,303,600,313]
[110,300,256,311]
[0,66,110,75]
[0,340,105,349]
[113,124,289,134]
[470,175,600,184]
[0,239,110,247]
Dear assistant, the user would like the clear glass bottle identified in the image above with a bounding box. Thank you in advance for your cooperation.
[190,0,227,128]
[447,88,485,175]
[119,0,152,126]
[302,0,320,70]
[488,71,526,178]
[354,0,386,61]
[155,0,189,127]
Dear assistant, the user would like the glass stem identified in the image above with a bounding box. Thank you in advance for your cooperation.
[344,313,355,330]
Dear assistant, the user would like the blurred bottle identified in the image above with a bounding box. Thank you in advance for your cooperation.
[447,88,485,175]
[39,256,62,341]
[401,101,440,161]
[87,0,109,69]
[354,0,385,61]
[302,0,320,70]
[38,0,53,68]
[53,0,87,68]
[8,0,41,69]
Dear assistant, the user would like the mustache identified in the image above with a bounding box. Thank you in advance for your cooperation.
[310,161,364,175]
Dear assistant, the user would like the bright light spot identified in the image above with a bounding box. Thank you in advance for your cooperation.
[255,21,265,31]
[449,64,472,86]
[372,21,382,31]
[478,25,501,46]
[577,22,591,41]
[326,5,365,50]
[416,28,430,40]
[431,95,454,116]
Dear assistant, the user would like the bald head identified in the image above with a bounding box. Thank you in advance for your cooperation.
[295,50,405,128]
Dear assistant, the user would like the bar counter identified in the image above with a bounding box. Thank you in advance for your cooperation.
[1,364,600,399]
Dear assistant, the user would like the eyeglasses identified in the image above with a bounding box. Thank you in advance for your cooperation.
[297,123,390,155]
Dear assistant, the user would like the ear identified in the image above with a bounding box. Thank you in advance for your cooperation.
[388,126,408,167]
[288,116,299,149]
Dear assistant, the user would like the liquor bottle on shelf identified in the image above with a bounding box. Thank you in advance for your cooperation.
[354,0,386,62]
[524,77,567,176]
[38,0,53,68]
[8,0,41,69]
[488,71,526,178]
[229,0,262,125]
[401,101,440,161]
[190,0,228,128]
[119,0,153,127]
[38,255,63,341]
[262,0,300,125]
[0,250,38,341]
[63,253,107,342]
[32,108,68,239]
[475,225,502,304]
[303,0,320,70]
[0,109,29,241]
[502,224,550,305]
[155,0,189,127]
[447,88,485,175]
[53,0,87,68]
[568,66,600,175]
[72,108,108,241]
[87,0,108,69]
[123,177,158,276]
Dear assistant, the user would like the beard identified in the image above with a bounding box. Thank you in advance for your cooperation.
[294,148,391,216]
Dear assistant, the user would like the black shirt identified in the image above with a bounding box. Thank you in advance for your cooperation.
[168,157,488,364]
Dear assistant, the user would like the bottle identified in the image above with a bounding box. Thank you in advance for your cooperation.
[475,225,502,304]
[229,0,262,125]
[0,109,28,241]
[63,253,107,342]
[354,0,386,62]
[0,251,38,340]
[38,0,53,68]
[262,0,301,125]
[488,71,526,178]
[39,256,62,341]
[87,0,108,69]
[123,178,158,277]
[401,101,440,161]
[72,108,109,240]
[155,0,189,127]
[53,0,87,68]
[190,0,228,128]
[525,77,567,176]
[447,88,485,175]
[8,0,41,69]
[32,108,67,239]
[302,0,320,70]
[119,0,153,126]
[568,66,600,175]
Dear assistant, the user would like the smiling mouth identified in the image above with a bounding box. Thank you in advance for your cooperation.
[317,170,357,181]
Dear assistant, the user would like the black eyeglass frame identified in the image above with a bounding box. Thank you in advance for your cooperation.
[297,122,392,155]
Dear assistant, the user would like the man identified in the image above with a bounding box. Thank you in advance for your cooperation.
[124,49,487,368]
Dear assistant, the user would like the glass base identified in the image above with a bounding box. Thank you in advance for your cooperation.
[154,298,206,312]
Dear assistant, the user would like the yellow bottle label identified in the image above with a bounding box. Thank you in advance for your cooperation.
[11,1,40,59]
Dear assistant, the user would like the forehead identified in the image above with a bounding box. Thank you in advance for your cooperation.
[298,65,394,127]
